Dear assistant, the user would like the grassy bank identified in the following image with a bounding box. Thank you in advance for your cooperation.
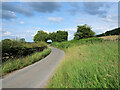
[51,37,103,51]
[2,46,51,76]
[48,40,118,88]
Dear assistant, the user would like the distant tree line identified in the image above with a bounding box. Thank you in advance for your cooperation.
[96,27,120,37]
[33,30,68,42]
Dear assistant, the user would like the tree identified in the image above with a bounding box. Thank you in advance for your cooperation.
[48,32,57,42]
[48,31,68,42]
[33,30,48,42]
[19,38,25,43]
[2,39,12,52]
[2,39,12,58]
[74,24,95,40]
[56,31,68,42]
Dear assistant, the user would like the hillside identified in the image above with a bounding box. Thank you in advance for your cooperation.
[99,35,119,40]
[97,27,120,37]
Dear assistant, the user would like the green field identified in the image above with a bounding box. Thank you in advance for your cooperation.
[48,39,118,88]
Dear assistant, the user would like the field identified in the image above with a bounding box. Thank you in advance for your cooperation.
[48,38,118,88]
[99,35,119,41]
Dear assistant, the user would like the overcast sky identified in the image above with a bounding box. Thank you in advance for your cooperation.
[1,2,118,42]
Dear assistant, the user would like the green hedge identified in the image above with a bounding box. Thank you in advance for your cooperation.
[2,46,51,76]
[2,39,47,62]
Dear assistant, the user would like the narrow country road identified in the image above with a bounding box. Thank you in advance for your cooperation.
[2,47,65,88]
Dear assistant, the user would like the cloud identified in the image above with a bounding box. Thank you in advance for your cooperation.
[2,10,17,20]
[2,2,61,20]
[2,2,33,17]
[68,32,74,40]
[28,2,61,13]
[48,17,63,22]
[68,2,80,16]
[64,28,76,32]
[2,31,11,36]
[31,30,49,37]
[68,2,111,17]
[93,27,110,34]
[20,21,24,24]
[101,15,118,23]
[68,33,72,39]
[1,29,19,37]
[44,30,49,34]
[83,2,108,17]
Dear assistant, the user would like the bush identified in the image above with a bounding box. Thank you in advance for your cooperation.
[2,39,48,62]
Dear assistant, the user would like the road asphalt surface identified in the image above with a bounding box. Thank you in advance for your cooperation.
[2,47,65,88]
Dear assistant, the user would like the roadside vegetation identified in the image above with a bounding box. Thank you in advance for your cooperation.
[48,39,118,88]
[1,38,51,76]
[1,24,119,88]
[51,37,103,51]
[2,38,48,62]
[47,25,119,88]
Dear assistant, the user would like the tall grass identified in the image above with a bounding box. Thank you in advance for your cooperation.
[48,41,118,88]
[51,37,103,51]
[2,46,51,76]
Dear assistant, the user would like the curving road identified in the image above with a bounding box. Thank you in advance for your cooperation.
[2,47,65,88]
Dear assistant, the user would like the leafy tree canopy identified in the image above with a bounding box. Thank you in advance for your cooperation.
[74,24,95,40]
[56,31,68,42]
[33,30,48,42]
[34,30,68,42]
[19,38,26,43]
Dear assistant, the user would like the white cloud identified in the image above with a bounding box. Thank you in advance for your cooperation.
[44,30,49,34]
[2,30,19,37]
[68,32,74,40]
[3,31,11,36]
[31,32,37,37]
[93,27,110,34]
[64,28,76,32]
[101,15,117,23]
[20,21,24,24]
[26,30,30,33]
[31,30,49,37]
[48,17,63,22]
[68,33,72,39]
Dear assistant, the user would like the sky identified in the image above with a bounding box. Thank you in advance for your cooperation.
[0,1,118,42]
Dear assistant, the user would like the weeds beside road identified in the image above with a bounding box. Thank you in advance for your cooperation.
[2,46,51,76]
[48,38,118,88]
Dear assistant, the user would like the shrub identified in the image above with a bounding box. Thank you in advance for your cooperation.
[2,39,48,62]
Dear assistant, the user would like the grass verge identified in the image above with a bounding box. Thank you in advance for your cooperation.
[51,37,103,51]
[2,46,51,76]
[48,41,118,88]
